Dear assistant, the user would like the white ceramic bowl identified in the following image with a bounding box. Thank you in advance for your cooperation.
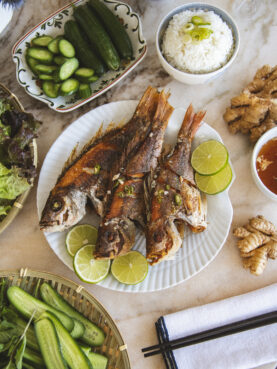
[156,3,240,85]
[251,127,277,202]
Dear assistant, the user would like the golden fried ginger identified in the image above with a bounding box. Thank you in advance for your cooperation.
[223,65,277,141]
[233,215,277,275]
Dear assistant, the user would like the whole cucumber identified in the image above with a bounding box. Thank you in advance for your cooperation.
[88,0,133,59]
[74,5,120,70]
[64,20,105,76]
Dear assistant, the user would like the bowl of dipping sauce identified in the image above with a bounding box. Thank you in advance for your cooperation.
[251,127,277,202]
[156,3,240,84]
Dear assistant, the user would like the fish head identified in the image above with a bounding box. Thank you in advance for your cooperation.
[147,218,182,265]
[39,189,87,233]
[94,217,136,259]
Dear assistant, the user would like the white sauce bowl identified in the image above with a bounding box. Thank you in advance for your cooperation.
[251,126,277,202]
[156,3,240,85]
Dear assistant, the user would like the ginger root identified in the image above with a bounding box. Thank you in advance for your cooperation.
[223,65,277,142]
[233,215,277,275]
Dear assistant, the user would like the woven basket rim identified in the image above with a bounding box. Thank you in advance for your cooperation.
[0,83,38,235]
[0,268,131,369]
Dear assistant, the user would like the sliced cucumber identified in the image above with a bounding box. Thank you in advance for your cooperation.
[59,39,75,58]
[48,37,62,54]
[35,64,58,74]
[23,346,45,368]
[81,346,108,369]
[40,283,105,346]
[32,35,53,47]
[75,68,94,82]
[88,75,98,83]
[60,78,79,96]
[54,56,68,65]
[7,286,74,332]
[41,311,92,369]
[23,363,37,369]
[42,81,60,98]
[34,318,67,369]
[78,83,92,99]
[59,57,79,80]
[27,47,54,64]
[26,56,39,75]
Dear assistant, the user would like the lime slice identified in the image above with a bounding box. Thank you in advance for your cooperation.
[191,140,229,175]
[195,163,232,195]
[111,251,148,285]
[73,244,110,284]
[66,224,98,257]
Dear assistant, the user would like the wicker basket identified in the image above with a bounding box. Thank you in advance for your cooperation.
[0,269,131,369]
[0,83,38,235]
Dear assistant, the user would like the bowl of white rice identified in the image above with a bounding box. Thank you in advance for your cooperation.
[156,3,239,84]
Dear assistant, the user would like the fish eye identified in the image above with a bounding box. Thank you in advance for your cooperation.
[51,199,63,212]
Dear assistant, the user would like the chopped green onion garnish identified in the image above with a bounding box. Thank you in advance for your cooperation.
[182,34,192,44]
[182,22,194,32]
[94,164,101,174]
[166,184,170,190]
[191,16,204,25]
[174,194,182,206]
[118,191,125,198]
[124,185,134,195]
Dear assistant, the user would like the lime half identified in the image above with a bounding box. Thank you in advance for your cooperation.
[73,244,110,284]
[66,224,98,257]
[191,140,229,175]
[111,251,148,285]
[195,163,232,195]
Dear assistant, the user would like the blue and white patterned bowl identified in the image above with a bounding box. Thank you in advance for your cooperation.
[12,0,147,112]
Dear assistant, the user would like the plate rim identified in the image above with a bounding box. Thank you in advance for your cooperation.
[37,100,234,292]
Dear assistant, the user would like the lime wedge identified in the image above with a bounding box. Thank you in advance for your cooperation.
[73,244,110,284]
[66,224,98,257]
[191,140,229,175]
[195,163,232,195]
[111,251,148,285]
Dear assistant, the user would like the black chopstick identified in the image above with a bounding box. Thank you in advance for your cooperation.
[142,310,277,357]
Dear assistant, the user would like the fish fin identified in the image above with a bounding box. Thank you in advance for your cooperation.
[60,143,79,178]
[190,110,206,139]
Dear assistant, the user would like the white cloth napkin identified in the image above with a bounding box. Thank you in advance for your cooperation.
[157,283,277,369]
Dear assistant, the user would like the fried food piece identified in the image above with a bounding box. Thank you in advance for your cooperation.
[233,215,277,275]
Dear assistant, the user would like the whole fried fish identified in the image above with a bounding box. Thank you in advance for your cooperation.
[94,90,174,259]
[39,86,160,232]
[146,105,207,265]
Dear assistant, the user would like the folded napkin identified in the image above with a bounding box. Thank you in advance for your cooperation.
[156,283,277,369]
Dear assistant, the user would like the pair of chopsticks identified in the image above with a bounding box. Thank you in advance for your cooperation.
[142,310,277,357]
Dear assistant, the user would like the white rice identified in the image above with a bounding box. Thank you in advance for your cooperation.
[162,10,234,74]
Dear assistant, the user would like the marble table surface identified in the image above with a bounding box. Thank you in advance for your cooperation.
[0,0,276,368]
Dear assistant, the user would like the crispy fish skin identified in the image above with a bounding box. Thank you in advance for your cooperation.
[39,86,160,233]
[94,90,174,259]
[146,105,207,265]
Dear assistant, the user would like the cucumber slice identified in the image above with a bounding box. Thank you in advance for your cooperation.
[60,78,79,96]
[78,84,92,99]
[59,39,75,58]
[40,283,105,346]
[41,311,92,369]
[80,346,108,369]
[75,68,94,82]
[32,35,53,47]
[35,64,58,74]
[35,318,67,369]
[42,81,60,98]
[26,56,39,75]
[23,347,45,367]
[39,74,54,80]
[48,36,63,54]
[7,286,74,332]
[59,58,79,80]
[23,364,37,369]
[88,75,98,83]
[54,56,68,65]
[27,47,54,64]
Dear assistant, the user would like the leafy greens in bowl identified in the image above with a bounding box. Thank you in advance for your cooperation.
[0,84,40,233]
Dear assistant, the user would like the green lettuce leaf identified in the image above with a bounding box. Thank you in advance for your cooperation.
[0,166,30,200]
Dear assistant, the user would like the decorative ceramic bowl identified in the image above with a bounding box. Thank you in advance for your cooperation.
[0,83,37,235]
[156,3,240,85]
[0,269,131,368]
[12,0,147,112]
[251,126,277,202]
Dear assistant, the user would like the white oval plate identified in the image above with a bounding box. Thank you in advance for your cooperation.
[37,101,234,292]
[12,0,146,113]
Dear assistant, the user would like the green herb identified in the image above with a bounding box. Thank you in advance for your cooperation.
[190,27,213,41]
[165,184,170,190]
[94,164,101,174]
[117,191,125,198]
[174,194,182,206]
[0,165,30,200]
[124,185,134,195]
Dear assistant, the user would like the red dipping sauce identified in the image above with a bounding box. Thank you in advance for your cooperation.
[256,137,277,195]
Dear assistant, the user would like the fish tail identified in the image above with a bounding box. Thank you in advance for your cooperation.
[189,110,206,140]
[134,86,159,120]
